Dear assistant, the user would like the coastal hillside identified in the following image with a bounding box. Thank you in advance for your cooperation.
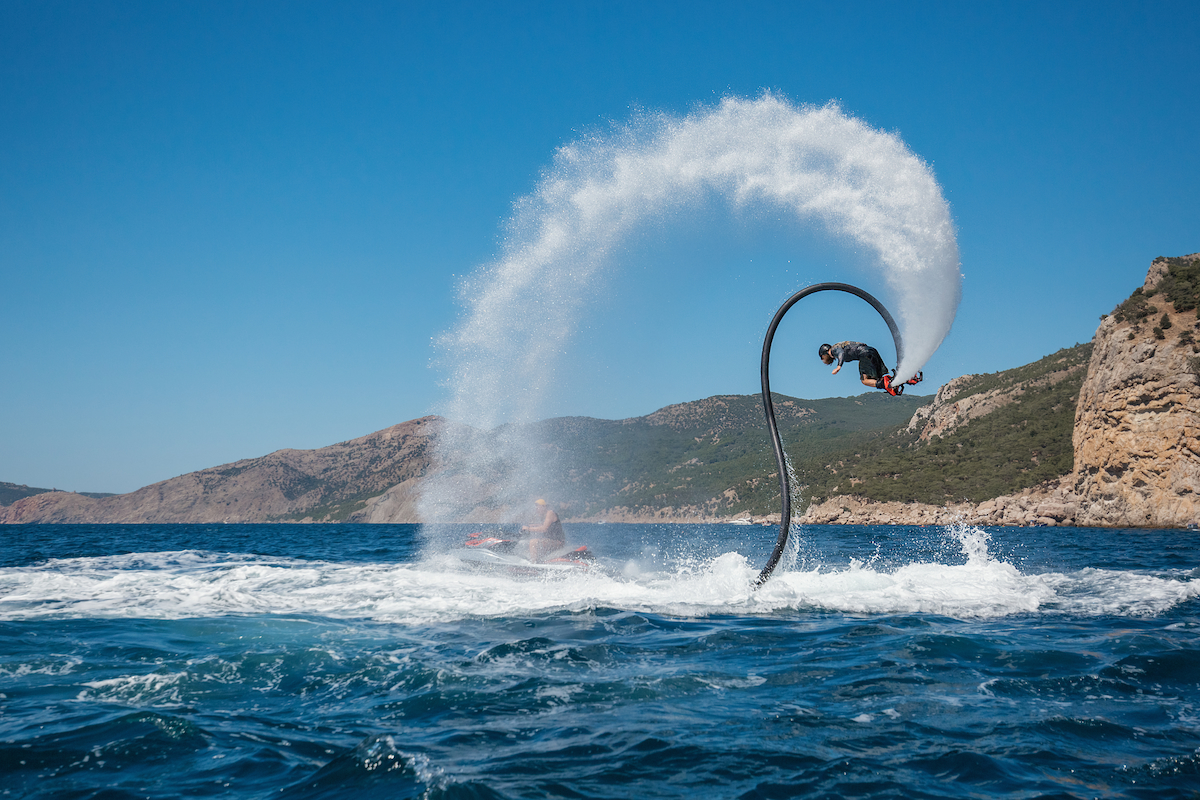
[1,482,57,507]
[0,395,928,524]
[0,418,442,524]
[0,355,1089,525]
[1,481,115,505]
[802,252,1199,528]
[794,342,1091,506]
[4,253,1196,527]
[502,392,929,521]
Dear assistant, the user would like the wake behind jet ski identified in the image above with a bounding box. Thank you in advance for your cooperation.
[454,499,596,575]
[456,531,596,574]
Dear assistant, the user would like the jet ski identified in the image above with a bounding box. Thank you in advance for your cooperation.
[455,531,597,574]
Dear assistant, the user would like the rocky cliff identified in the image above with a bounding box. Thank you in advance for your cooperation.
[1072,253,1200,527]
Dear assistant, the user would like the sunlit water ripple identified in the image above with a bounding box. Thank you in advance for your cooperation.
[1,522,1198,799]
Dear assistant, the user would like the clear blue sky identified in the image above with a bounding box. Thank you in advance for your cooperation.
[2,0,1197,494]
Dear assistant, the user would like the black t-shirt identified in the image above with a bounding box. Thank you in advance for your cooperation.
[830,341,885,380]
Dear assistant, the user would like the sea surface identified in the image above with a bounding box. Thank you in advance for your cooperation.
[1,522,1198,799]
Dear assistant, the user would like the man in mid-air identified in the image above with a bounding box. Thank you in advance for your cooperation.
[818,341,921,396]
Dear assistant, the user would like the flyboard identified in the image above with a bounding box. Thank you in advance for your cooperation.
[455,531,597,575]
[754,282,907,587]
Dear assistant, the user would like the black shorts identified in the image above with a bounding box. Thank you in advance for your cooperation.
[857,348,885,381]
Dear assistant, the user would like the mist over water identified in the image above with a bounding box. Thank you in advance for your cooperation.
[2,524,1195,623]
[424,95,961,521]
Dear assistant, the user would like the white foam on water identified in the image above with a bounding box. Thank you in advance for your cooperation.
[77,672,190,707]
[0,655,83,679]
[423,93,961,520]
[0,527,1195,623]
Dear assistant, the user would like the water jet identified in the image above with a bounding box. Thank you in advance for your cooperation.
[754,281,902,586]
[424,95,960,525]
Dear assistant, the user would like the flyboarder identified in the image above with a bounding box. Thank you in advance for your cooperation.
[818,341,921,396]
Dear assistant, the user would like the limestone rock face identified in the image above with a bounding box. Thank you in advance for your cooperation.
[1073,255,1200,527]
[905,375,977,440]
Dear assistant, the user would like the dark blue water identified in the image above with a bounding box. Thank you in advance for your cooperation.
[1,523,1198,799]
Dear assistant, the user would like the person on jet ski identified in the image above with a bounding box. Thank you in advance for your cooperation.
[521,498,565,562]
[818,341,921,396]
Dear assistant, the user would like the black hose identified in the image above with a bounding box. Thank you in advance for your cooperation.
[753,282,903,587]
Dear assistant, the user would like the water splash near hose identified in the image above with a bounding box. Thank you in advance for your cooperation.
[422,94,961,522]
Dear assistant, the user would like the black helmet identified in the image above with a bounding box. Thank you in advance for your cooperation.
[818,343,832,359]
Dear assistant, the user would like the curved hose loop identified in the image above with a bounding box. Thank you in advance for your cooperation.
[753,282,903,587]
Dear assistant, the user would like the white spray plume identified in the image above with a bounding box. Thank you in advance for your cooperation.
[423,94,961,521]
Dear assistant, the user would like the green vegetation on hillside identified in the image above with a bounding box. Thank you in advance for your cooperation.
[1,482,52,506]
[3,340,1096,522]
[793,344,1091,506]
[275,490,378,522]
[533,342,1092,518]
[0,482,114,506]
[1110,287,1156,324]
[942,342,1093,405]
[1110,257,1200,324]
[534,393,929,517]
[797,348,1088,505]
[1152,256,1200,314]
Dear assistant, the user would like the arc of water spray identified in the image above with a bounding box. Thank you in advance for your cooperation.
[754,282,903,587]
[423,94,961,524]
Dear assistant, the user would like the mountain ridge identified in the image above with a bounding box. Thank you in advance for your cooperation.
[1,395,930,524]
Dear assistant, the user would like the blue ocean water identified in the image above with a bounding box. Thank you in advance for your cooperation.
[1,522,1198,799]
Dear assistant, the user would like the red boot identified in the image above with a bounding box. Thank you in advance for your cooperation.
[881,375,903,396]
